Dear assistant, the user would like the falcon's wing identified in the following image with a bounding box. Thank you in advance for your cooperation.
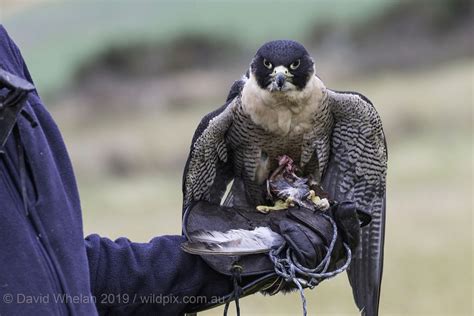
[322,89,387,316]
[182,80,244,214]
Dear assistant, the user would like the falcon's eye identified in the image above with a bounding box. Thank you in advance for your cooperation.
[290,59,300,70]
[263,59,273,69]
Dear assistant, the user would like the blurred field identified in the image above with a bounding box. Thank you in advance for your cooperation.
[2,0,391,97]
[2,1,473,315]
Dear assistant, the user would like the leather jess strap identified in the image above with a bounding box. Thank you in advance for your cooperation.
[0,68,35,151]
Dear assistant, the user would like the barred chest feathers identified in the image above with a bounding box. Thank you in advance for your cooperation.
[231,73,330,187]
[241,72,327,136]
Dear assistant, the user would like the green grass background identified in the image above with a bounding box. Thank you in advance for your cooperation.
[3,0,391,96]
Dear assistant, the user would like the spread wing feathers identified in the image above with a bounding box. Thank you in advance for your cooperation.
[182,99,236,211]
[322,90,387,316]
[181,227,284,255]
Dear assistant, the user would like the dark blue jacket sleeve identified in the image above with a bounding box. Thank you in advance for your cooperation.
[85,234,233,315]
[0,24,233,316]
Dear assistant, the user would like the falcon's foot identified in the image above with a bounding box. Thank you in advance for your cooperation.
[307,190,330,211]
[256,198,294,214]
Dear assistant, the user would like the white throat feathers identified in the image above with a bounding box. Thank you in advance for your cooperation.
[241,71,326,136]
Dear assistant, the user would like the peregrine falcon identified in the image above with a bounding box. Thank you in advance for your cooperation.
[182,40,387,316]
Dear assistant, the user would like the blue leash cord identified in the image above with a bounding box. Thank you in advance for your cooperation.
[268,213,353,316]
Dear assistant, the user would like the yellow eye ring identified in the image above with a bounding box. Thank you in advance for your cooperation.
[263,59,273,69]
[290,59,300,70]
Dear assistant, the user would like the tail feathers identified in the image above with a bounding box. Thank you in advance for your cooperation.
[182,227,284,256]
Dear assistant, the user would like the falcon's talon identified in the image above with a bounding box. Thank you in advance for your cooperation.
[313,197,330,211]
[256,205,270,214]
[285,197,296,207]
[307,190,316,200]
[256,200,290,213]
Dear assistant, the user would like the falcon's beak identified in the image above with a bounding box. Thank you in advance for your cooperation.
[270,66,293,91]
[275,73,286,90]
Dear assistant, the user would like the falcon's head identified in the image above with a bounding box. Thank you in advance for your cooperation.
[250,40,314,92]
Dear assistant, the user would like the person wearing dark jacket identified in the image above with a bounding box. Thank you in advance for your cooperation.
[0,25,236,316]
[0,25,363,316]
